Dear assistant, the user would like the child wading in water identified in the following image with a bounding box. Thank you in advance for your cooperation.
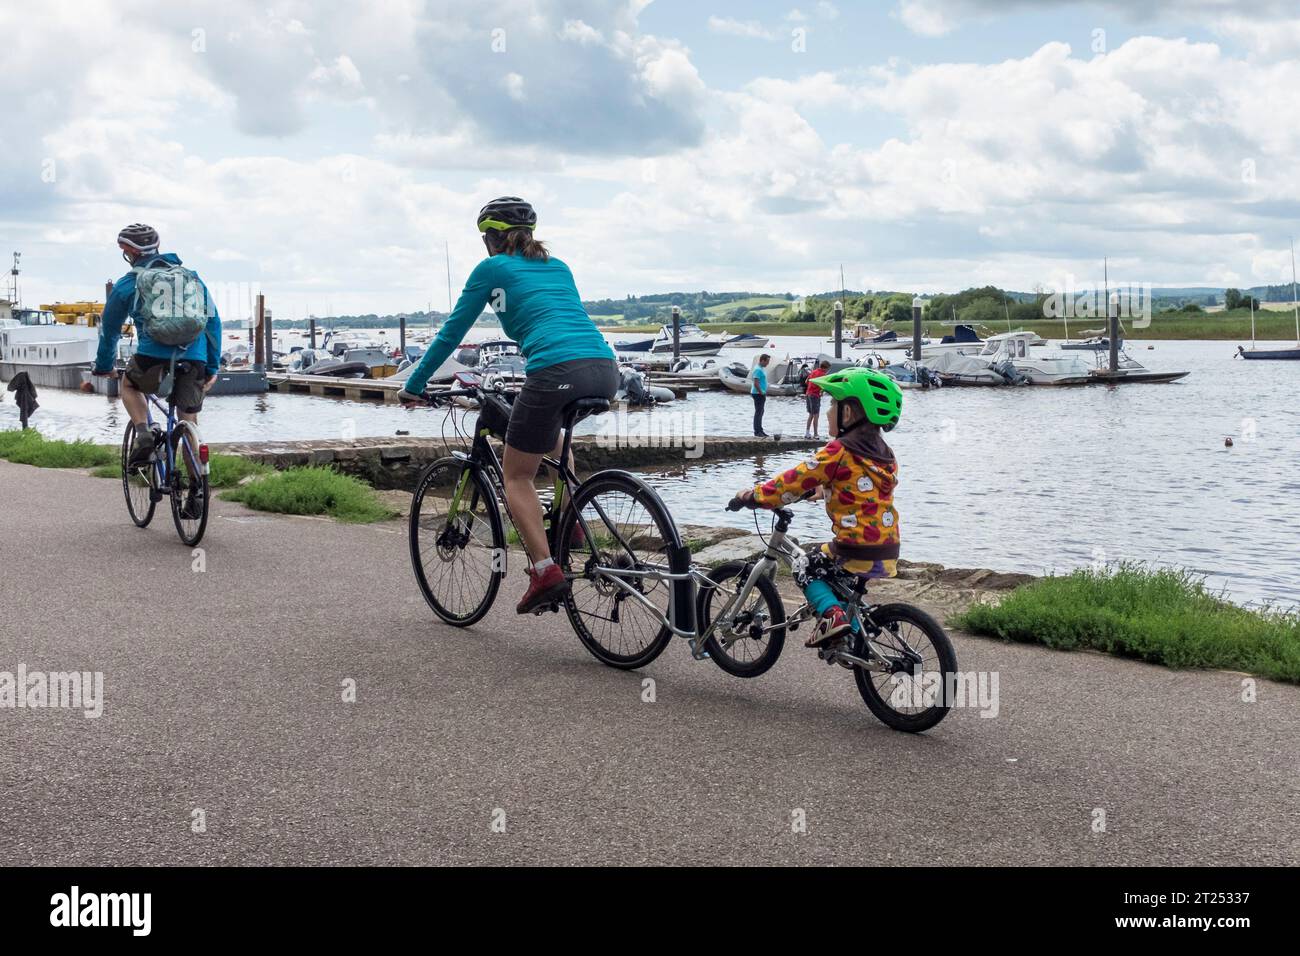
[733,367,903,648]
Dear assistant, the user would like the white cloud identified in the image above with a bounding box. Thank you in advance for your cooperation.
[707,16,775,40]
[895,1,954,37]
[7,0,1300,310]
[502,72,527,102]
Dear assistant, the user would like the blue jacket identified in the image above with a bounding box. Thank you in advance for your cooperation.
[94,253,222,376]
[403,253,613,394]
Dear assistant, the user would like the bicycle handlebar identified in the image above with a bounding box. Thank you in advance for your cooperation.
[727,497,794,524]
[407,383,518,407]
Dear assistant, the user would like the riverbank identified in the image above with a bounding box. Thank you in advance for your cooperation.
[605,307,1299,341]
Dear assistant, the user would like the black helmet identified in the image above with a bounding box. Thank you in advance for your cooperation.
[117,223,159,252]
[477,197,536,233]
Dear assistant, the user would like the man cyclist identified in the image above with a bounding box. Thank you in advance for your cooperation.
[92,224,222,485]
[398,197,618,614]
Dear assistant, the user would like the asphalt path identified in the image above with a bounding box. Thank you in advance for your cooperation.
[1,459,1296,865]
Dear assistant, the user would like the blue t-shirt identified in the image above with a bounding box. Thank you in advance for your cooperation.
[751,365,768,395]
[404,253,613,393]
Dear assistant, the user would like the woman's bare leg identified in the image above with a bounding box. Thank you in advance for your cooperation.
[502,444,549,564]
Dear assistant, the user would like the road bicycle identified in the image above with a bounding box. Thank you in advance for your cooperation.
[119,364,210,546]
[409,374,956,732]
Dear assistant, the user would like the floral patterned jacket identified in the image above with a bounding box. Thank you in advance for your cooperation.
[750,435,900,579]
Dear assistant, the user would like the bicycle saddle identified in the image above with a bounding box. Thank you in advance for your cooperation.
[563,397,611,427]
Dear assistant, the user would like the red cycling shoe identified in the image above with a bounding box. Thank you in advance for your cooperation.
[517,563,570,614]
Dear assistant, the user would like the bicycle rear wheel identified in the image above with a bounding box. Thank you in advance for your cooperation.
[409,457,504,627]
[853,603,958,733]
[556,471,679,670]
[169,423,209,546]
[121,423,156,528]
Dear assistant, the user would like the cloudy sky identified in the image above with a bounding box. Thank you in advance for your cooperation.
[3,0,1299,319]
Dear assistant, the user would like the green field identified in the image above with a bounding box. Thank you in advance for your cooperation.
[703,296,791,316]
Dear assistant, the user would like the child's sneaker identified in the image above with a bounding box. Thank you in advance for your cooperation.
[806,605,850,648]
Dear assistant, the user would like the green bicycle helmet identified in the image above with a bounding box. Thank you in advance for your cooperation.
[817,366,904,431]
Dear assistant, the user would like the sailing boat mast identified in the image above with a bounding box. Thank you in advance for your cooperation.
[1250,293,1256,349]
[445,241,453,321]
[1291,237,1299,346]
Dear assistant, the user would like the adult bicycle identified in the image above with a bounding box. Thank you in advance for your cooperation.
[408,375,956,731]
[118,363,211,546]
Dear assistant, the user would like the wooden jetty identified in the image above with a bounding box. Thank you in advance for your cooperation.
[266,371,723,404]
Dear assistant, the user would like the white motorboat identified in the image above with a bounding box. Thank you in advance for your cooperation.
[723,331,771,349]
[648,322,726,356]
[919,324,985,357]
[925,350,1025,386]
[718,354,816,396]
[0,303,106,388]
[852,328,930,351]
[320,329,384,356]
[975,331,1092,385]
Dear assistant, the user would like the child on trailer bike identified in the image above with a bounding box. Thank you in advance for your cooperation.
[731,366,904,651]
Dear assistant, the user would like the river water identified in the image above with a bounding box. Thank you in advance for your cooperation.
[5,330,1297,608]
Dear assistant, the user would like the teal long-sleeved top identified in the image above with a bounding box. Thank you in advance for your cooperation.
[403,253,613,394]
[94,253,222,376]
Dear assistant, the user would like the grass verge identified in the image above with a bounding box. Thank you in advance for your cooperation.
[90,452,272,488]
[952,563,1300,683]
[0,429,116,469]
[220,466,396,523]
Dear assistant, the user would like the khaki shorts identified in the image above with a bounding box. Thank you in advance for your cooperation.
[124,354,207,414]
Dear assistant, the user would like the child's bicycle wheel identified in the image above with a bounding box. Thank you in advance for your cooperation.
[852,603,957,733]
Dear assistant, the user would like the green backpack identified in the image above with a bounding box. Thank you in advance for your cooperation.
[132,258,210,347]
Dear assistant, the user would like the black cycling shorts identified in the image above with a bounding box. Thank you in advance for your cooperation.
[504,358,619,454]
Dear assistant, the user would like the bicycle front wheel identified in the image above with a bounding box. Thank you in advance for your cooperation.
[169,422,209,547]
[121,423,156,528]
[409,457,504,627]
[697,560,786,678]
[556,471,679,670]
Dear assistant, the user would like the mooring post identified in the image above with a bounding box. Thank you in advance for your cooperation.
[833,300,843,359]
[264,305,274,371]
[399,315,407,353]
[912,297,924,362]
[671,305,681,363]
[254,293,265,372]
[1109,292,1120,373]
[309,317,317,350]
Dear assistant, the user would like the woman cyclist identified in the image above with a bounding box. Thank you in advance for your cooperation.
[399,197,619,614]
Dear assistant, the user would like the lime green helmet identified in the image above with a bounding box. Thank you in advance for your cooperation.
[817,366,903,431]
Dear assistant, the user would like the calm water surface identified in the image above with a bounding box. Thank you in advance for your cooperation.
[5,333,1297,607]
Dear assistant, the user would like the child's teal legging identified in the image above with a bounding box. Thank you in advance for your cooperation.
[804,580,862,633]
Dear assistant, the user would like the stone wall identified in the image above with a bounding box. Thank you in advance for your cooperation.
[211,435,822,490]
